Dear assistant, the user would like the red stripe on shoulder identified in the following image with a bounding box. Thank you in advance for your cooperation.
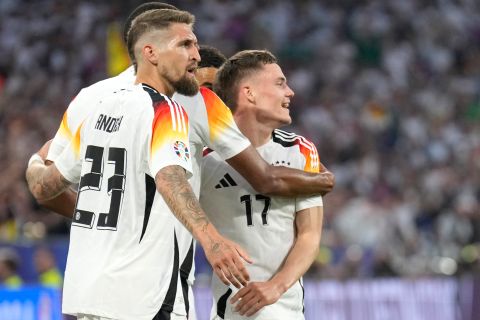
[295,137,320,173]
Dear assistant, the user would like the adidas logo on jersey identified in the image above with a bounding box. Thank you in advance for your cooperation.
[215,173,237,189]
[272,160,291,166]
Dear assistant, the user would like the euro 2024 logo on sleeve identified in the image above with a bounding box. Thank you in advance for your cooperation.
[174,141,190,162]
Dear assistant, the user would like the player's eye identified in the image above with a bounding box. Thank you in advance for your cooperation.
[180,41,192,48]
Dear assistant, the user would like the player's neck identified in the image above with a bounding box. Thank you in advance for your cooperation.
[234,113,273,148]
[135,67,174,97]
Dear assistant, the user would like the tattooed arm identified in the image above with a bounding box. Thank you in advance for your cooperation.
[25,140,76,218]
[26,159,72,202]
[155,165,252,288]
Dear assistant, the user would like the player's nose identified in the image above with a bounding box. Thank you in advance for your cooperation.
[191,46,201,62]
[286,85,294,98]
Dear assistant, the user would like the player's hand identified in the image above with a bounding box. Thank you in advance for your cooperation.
[230,281,283,316]
[36,139,52,162]
[204,235,252,289]
[318,162,335,195]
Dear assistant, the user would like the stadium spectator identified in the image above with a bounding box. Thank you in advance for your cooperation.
[34,246,63,288]
[0,248,23,288]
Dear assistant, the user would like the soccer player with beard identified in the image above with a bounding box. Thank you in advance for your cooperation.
[26,2,334,319]
[30,2,334,223]
[27,9,251,320]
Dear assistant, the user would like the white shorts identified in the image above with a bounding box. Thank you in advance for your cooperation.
[75,302,193,320]
[75,286,196,320]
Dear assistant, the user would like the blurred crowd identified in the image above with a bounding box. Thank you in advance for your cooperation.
[1,0,480,282]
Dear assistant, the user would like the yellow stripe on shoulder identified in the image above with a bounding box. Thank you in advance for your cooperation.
[72,121,84,158]
[200,87,235,142]
[59,111,73,140]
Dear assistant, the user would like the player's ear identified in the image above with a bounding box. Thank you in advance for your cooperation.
[142,44,158,66]
[243,86,255,104]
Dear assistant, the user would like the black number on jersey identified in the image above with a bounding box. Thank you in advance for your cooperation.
[73,145,127,231]
[240,194,271,226]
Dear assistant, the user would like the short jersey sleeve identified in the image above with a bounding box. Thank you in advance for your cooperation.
[55,121,84,184]
[199,87,250,160]
[47,69,136,163]
[295,195,323,211]
[47,91,88,162]
[296,137,323,210]
[298,136,321,173]
[149,99,193,178]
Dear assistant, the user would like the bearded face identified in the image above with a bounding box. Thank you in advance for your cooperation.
[170,71,199,96]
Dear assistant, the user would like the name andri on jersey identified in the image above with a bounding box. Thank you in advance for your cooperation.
[95,114,123,133]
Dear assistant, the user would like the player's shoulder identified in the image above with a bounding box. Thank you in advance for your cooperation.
[198,87,223,105]
[173,90,204,101]
[71,79,127,111]
[173,90,204,110]
[64,77,127,119]
[199,86,214,97]
[77,66,134,95]
[141,85,187,116]
[272,129,317,151]
[81,75,124,94]
[175,87,222,108]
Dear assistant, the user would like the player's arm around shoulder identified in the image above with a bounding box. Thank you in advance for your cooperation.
[226,136,335,197]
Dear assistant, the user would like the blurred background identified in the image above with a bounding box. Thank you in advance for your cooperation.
[0,0,479,319]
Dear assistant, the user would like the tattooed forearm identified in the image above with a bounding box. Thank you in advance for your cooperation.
[155,165,210,235]
[26,164,72,201]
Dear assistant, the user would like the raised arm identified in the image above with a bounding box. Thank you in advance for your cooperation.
[155,165,252,289]
[230,205,323,316]
[227,146,334,197]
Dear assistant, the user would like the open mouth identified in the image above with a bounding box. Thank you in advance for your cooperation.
[186,65,197,77]
[281,102,290,109]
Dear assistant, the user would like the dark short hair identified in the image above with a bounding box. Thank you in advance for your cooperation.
[126,9,195,68]
[199,45,226,69]
[214,50,277,111]
[123,2,179,44]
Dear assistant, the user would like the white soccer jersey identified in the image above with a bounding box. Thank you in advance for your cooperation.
[172,88,250,317]
[200,129,323,320]
[173,87,250,196]
[55,83,192,320]
[47,67,250,318]
[47,67,135,163]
